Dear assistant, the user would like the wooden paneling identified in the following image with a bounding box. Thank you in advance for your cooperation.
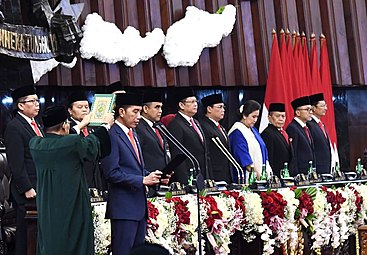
[34,0,367,87]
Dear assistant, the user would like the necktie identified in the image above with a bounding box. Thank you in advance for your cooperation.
[31,120,42,137]
[128,129,141,164]
[190,118,203,142]
[217,124,227,139]
[280,129,289,144]
[154,128,164,149]
[303,126,311,142]
[318,121,327,138]
[82,127,89,137]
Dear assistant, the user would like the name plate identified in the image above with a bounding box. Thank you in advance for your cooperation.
[281,177,295,187]
[295,174,310,186]
[171,190,186,196]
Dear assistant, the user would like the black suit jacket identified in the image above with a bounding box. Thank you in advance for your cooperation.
[167,113,213,184]
[4,113,44,204]
[307,119,331,174]
[286,119,315,175]
[199,116,232,183]
[135,119,169,172]
[261,124,293,177]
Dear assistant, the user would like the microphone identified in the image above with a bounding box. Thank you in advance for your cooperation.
[153,121,204,255]
[211,137,245,184]
[153,122,203,188]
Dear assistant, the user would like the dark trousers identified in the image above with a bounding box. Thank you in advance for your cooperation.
[111,219,146,255]
[14,203,27,255]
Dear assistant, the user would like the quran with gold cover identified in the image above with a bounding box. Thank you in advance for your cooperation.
[89,94,116,126]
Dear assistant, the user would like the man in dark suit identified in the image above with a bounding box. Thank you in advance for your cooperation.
[67,91,105,191]
[261,103,292,177]
[307,93,331,174]
[4,85,44,255]
[199,94,232,183]
[168,88,213,185]
[286,96,315,175]
[136,92,169,173]
[101,93,170,255]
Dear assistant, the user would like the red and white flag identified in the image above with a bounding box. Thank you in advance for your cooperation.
[320,34,339,167]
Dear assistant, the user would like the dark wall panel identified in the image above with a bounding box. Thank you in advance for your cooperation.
[32,0,367,87]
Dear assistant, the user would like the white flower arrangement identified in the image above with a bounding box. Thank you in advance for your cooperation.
[163,4,236,67]
[80,13,165,66]
[92,202,111,255]
[93,184,367,255]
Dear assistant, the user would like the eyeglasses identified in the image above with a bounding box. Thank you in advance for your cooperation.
[213,105,226,109]
[19,99,40,105]
[182,99,198,104]
[317,103,327,108]
[298,108,312,112]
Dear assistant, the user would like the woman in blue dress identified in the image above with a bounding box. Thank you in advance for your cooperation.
[228,100,272,183]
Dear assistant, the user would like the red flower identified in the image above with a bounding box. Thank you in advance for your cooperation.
[221,190,246,216]
[166,197,191,241]
[201,196,223,229]
[297,191,314,218]
[147,200,159,232]
[261,191,287,227]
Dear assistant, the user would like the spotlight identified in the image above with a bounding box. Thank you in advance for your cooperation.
[2,96,13,105]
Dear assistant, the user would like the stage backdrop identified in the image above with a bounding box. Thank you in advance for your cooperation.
[30,0,367,88]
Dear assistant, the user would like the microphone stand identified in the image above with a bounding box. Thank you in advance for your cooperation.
[154,122,204,255]
[211,137,245,184]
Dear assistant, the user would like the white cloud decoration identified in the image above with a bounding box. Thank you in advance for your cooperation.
[31,58,77,83]
[79,13,165,67]
[163,4,236,67]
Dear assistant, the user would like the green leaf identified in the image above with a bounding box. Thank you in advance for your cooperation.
[294,188,302,199]
[216,6,225,14]
[165,192,172,199]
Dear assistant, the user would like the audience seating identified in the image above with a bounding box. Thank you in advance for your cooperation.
[0,144,16,254]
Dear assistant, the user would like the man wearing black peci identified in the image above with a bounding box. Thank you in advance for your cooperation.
[136,92,170,195]
[286,96,315,175]
[307,93,331,174]
[4,85,44,255]
[199,93,232,184]
[167,88,213,185]
[261,103,293,177]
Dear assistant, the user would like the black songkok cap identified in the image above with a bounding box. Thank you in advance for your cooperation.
[11,85,37,103]
[309,93,324,105]
[115,93,144,108]
[68,91,88,107]
[42,106,68,128]
[269,103,285,112]
[143,92,163,104]
[201,94,223,108]
[291,96,310,110]
[175,87,195,104]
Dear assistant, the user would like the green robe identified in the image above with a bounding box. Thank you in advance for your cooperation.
[30,133,101,255]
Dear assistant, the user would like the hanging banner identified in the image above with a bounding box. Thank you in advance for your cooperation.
[0,22,58,60]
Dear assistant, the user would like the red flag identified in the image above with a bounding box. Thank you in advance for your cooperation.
[294,32,308,97]
[310,34,322,94]
[259,30,286,132]
[302,33,312,95]
[288,31,300,99]
[320,34,339,165]
[280,29,295,127]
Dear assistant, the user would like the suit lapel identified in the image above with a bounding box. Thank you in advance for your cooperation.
[142,119,163,151]
[16,113,37,137]
[115,126,141,164]
[177,114,204,146]
[205,117,227,144]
